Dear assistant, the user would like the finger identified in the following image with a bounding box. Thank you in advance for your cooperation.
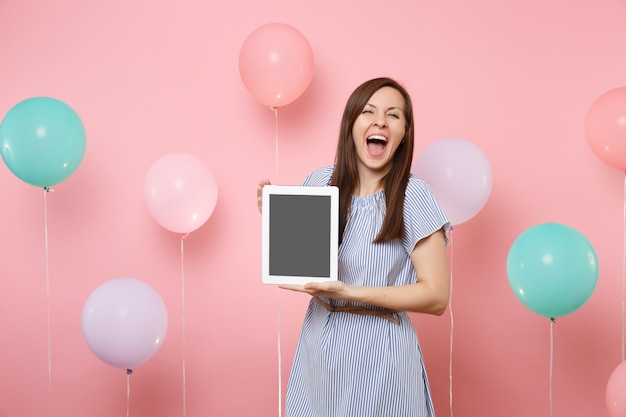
[303,282,321,290]
[279,284,307,292]
[257,179,271,213]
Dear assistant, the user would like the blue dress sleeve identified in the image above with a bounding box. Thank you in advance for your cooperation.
[401,175,452,254]
[302,165,334,186]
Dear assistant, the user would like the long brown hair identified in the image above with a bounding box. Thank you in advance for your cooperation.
[330,77,415,244]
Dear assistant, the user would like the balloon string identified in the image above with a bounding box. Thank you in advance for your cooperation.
[126,369,132,417]
[448,231,454,417]
[181,234,188,417]
[622,174,625,362]
[43,187,52,391]
[622,175,626,362]
[277,287,283,417]
[549,318,555,417]
[272,107,279,182]
[271,106,283,417]
[271,107,283,417]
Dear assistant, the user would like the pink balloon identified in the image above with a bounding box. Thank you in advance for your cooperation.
[585,86,626,172]
[144,153,218,234]
[413,138,492,226]
[81,278,168,370]
[239,23,314,108]
[606,360,626,417]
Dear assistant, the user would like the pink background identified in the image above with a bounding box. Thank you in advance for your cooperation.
[1,0,625,416]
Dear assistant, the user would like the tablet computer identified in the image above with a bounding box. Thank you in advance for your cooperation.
[262,184,339,285]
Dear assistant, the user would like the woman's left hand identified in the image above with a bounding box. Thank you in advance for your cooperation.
[279,281,349,300]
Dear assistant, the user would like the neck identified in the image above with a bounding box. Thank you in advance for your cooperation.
[355,176,384,197]
[355,165,388,197]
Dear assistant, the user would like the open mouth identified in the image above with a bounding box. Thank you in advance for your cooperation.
[366,135,387,156]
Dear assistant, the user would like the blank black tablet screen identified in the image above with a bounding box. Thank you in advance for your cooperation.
[269,194,332,277]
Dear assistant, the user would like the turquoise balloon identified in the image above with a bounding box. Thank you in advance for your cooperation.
[0,97,86,187]
[506,223,599,319]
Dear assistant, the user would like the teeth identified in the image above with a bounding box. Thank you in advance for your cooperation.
[367,135,387,142]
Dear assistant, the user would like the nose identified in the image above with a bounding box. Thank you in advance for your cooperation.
[373,115,387,128]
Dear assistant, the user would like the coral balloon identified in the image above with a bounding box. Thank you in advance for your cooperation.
[506,223,598,319]
[144,153,218,234]
[0,97,86,187]
[585,86,626,171]
[413,138,492,225]
[81,278,168,370]
[239,23,314,108]
[606,360,626,417]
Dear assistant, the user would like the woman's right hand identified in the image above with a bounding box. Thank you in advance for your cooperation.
[257,179,271,213]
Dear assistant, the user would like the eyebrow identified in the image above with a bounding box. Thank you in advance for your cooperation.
[365,103,404,112]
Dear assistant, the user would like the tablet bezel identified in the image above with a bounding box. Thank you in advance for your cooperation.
[261,184,339,285]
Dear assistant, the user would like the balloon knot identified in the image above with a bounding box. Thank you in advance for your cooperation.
[182,232,189,239]
[550,317,556,323]
[126,369,133,375]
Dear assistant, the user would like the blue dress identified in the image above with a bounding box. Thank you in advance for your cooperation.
[285,165,451,417]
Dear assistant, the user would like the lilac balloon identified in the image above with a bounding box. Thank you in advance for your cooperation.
[413,138,492,225]
[81,278,168,370]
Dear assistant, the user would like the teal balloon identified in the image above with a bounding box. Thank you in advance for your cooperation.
[506,223,598,319]
[0,97,86,187]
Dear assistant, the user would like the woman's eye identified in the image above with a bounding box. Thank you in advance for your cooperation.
[362,109,373,114]
[388,113,400,119]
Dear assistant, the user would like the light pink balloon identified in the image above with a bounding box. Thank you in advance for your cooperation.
[144,153,218,234]
[81,278,168,370]
[606,360,626,417]
[585,86,626,172]
[413,138,492,226]
[239,23,314,108]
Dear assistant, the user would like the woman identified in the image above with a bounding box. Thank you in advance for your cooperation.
[257,77,451,417]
